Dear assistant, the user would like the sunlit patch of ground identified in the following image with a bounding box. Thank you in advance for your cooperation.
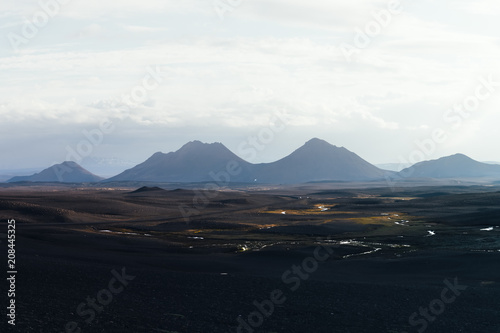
[380,197,418,201]
[261,209,329,215]
[354,194,418,201]
[347,213,415,226]
[481,281,496,286]
[261,205,358,216]
[258,224,279,229]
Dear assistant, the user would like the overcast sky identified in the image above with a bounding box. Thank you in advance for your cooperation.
[2,0,500,175]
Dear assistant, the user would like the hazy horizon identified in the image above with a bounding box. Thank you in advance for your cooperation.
[3,137,500,179]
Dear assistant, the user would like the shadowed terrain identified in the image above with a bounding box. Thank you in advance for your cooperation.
[1,183,499,332]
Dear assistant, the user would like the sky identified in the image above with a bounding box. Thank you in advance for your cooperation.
[1,0,500,176]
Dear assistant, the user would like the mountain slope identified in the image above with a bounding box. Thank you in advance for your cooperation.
[105,139,391,184]
[7,161,104,183]
[106,141,255,183]
[399,154,500,178]
[254,138,388,183]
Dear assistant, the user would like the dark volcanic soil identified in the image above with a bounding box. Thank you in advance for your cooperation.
[1,184,500,332]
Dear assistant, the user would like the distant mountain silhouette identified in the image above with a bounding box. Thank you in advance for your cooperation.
[399,154,500,178]
[8,142,500,185]
[7,161,104,183]
[105,138,388,184]
[106,141,255,183]
[129,186,167,194]
[254,138,388,183]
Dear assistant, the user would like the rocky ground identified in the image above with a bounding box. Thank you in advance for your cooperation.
[1,184,500,332]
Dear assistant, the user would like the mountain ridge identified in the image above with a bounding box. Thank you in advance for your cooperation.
[8,140,500,184]
[105,138,390,184]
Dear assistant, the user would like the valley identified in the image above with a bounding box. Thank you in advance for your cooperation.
[1,183,499,332]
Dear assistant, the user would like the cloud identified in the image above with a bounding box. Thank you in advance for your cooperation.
[53,0,207,19]
[122,25,168,33]
[0,31,497,130]
[457,0,500,15]
[73,23,105,39]
[2,0,500,168]
[230,0,395,31]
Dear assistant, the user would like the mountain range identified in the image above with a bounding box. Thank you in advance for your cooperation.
[106,138,390,183]
[7,139,500,184]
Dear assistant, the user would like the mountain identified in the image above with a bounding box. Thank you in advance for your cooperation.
[253,138,389,183]
[106,141,255,183]
[0,167,44,182]
[7,161,104,183]
[105,139,390,184]
[130,186,167,194]
[399,154,500,179]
